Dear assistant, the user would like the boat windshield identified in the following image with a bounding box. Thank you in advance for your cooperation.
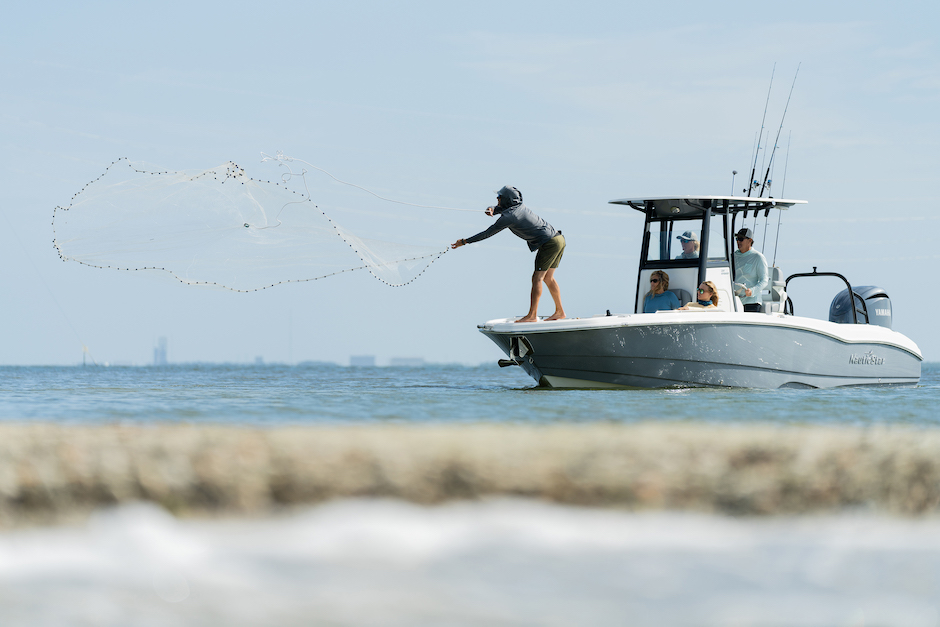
[645,217,729,264]
[646,221,700,263]
[705,214,727,261]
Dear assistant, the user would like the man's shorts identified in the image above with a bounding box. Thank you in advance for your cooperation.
[535,233,565,271]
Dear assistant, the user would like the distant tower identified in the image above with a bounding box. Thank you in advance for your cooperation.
[154,337,168,365]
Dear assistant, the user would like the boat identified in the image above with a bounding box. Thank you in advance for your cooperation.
[478,196,922,389]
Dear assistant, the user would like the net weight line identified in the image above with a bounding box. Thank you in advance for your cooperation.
[53,157,452,292]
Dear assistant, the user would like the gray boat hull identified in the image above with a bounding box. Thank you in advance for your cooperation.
[480,312,922,389]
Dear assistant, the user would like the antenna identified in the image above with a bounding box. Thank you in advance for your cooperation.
[2,199,97,366]
[731,170,738,195]
[759,63,800,197]
[748,64,775,197]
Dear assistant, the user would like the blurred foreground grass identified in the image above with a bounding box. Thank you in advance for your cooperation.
[2,423,939,526]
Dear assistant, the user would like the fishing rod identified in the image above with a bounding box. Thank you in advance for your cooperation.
[747,64,775,197]
[745,133,757,194]
[759,63,800,198]
[771,131,792,268]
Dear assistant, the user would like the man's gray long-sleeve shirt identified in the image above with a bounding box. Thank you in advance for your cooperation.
[733,247,769,304]
[465,203,557,252]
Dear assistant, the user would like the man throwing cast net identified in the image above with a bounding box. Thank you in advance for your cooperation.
[451,186,566,323]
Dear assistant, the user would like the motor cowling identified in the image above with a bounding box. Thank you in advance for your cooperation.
[829,285,892,329]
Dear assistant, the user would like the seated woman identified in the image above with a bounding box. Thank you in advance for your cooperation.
[643,270,680,312]
[679,281,719,310]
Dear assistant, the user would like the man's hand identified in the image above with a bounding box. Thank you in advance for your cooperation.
[451,239,466,249]
[485,206,496,217]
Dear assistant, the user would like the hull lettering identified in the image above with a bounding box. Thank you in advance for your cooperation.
[849,351,884,365]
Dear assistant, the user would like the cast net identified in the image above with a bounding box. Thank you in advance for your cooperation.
[52,153,470,292]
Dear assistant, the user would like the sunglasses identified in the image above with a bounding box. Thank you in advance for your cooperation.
[650,278,660,283]
[698,287,710,294]
[736,237,748,242]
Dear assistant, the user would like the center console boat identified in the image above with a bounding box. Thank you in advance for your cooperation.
[479,196,922,389]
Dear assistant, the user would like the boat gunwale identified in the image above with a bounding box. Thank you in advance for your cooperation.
[479,312,924,360]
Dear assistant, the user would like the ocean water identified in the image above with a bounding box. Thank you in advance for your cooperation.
[2,362,940,626]
[1,361,938,426]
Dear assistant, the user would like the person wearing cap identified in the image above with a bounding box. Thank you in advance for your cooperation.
[675,231,699,259]
[451,186,566,322]
[733,227,768,312]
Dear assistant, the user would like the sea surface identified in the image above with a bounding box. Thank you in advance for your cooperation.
[2,362,940,626]
[1,361,939,426]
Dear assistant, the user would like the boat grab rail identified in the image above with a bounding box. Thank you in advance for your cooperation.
[784,267,869,324]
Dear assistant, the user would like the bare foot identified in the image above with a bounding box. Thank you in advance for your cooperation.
[545,312,566,321]
[515,316,539,323]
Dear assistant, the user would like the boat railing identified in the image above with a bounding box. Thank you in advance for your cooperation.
[784,268,869,324]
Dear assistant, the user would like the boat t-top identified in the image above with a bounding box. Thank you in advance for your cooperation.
[479,195,922,389]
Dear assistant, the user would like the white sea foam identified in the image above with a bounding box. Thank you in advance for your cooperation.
[1,500,940,626]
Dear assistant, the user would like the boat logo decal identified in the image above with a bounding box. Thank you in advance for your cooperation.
[849,351,884,366]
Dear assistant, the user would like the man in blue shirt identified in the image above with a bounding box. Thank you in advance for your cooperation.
[451,186,566,322]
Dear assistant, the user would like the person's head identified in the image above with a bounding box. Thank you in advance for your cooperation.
[677,231,699,253]
[735,227,754,253]
[649,270,669,294]
[698,280,719,306]
[495,185,523,210]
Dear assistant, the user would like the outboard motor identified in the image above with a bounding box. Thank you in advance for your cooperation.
[829,285,893,329]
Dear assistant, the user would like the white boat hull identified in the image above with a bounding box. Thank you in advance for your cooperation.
[479,312,922,389]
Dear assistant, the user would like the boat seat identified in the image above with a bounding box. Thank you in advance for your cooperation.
[714,287,734,312]
[762,266,787,313]
[671,288,692,306]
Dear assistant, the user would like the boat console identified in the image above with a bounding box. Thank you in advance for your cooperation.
[609,195,807,314]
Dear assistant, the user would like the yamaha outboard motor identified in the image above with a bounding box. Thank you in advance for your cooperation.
[829,285,893,329]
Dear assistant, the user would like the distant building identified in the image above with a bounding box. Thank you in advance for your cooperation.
[255,356,264,365]
[389,357,425,367]
[350,355,375,367]
[153,337,168,365]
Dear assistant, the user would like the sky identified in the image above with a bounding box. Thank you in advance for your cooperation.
[2,0,938,366]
